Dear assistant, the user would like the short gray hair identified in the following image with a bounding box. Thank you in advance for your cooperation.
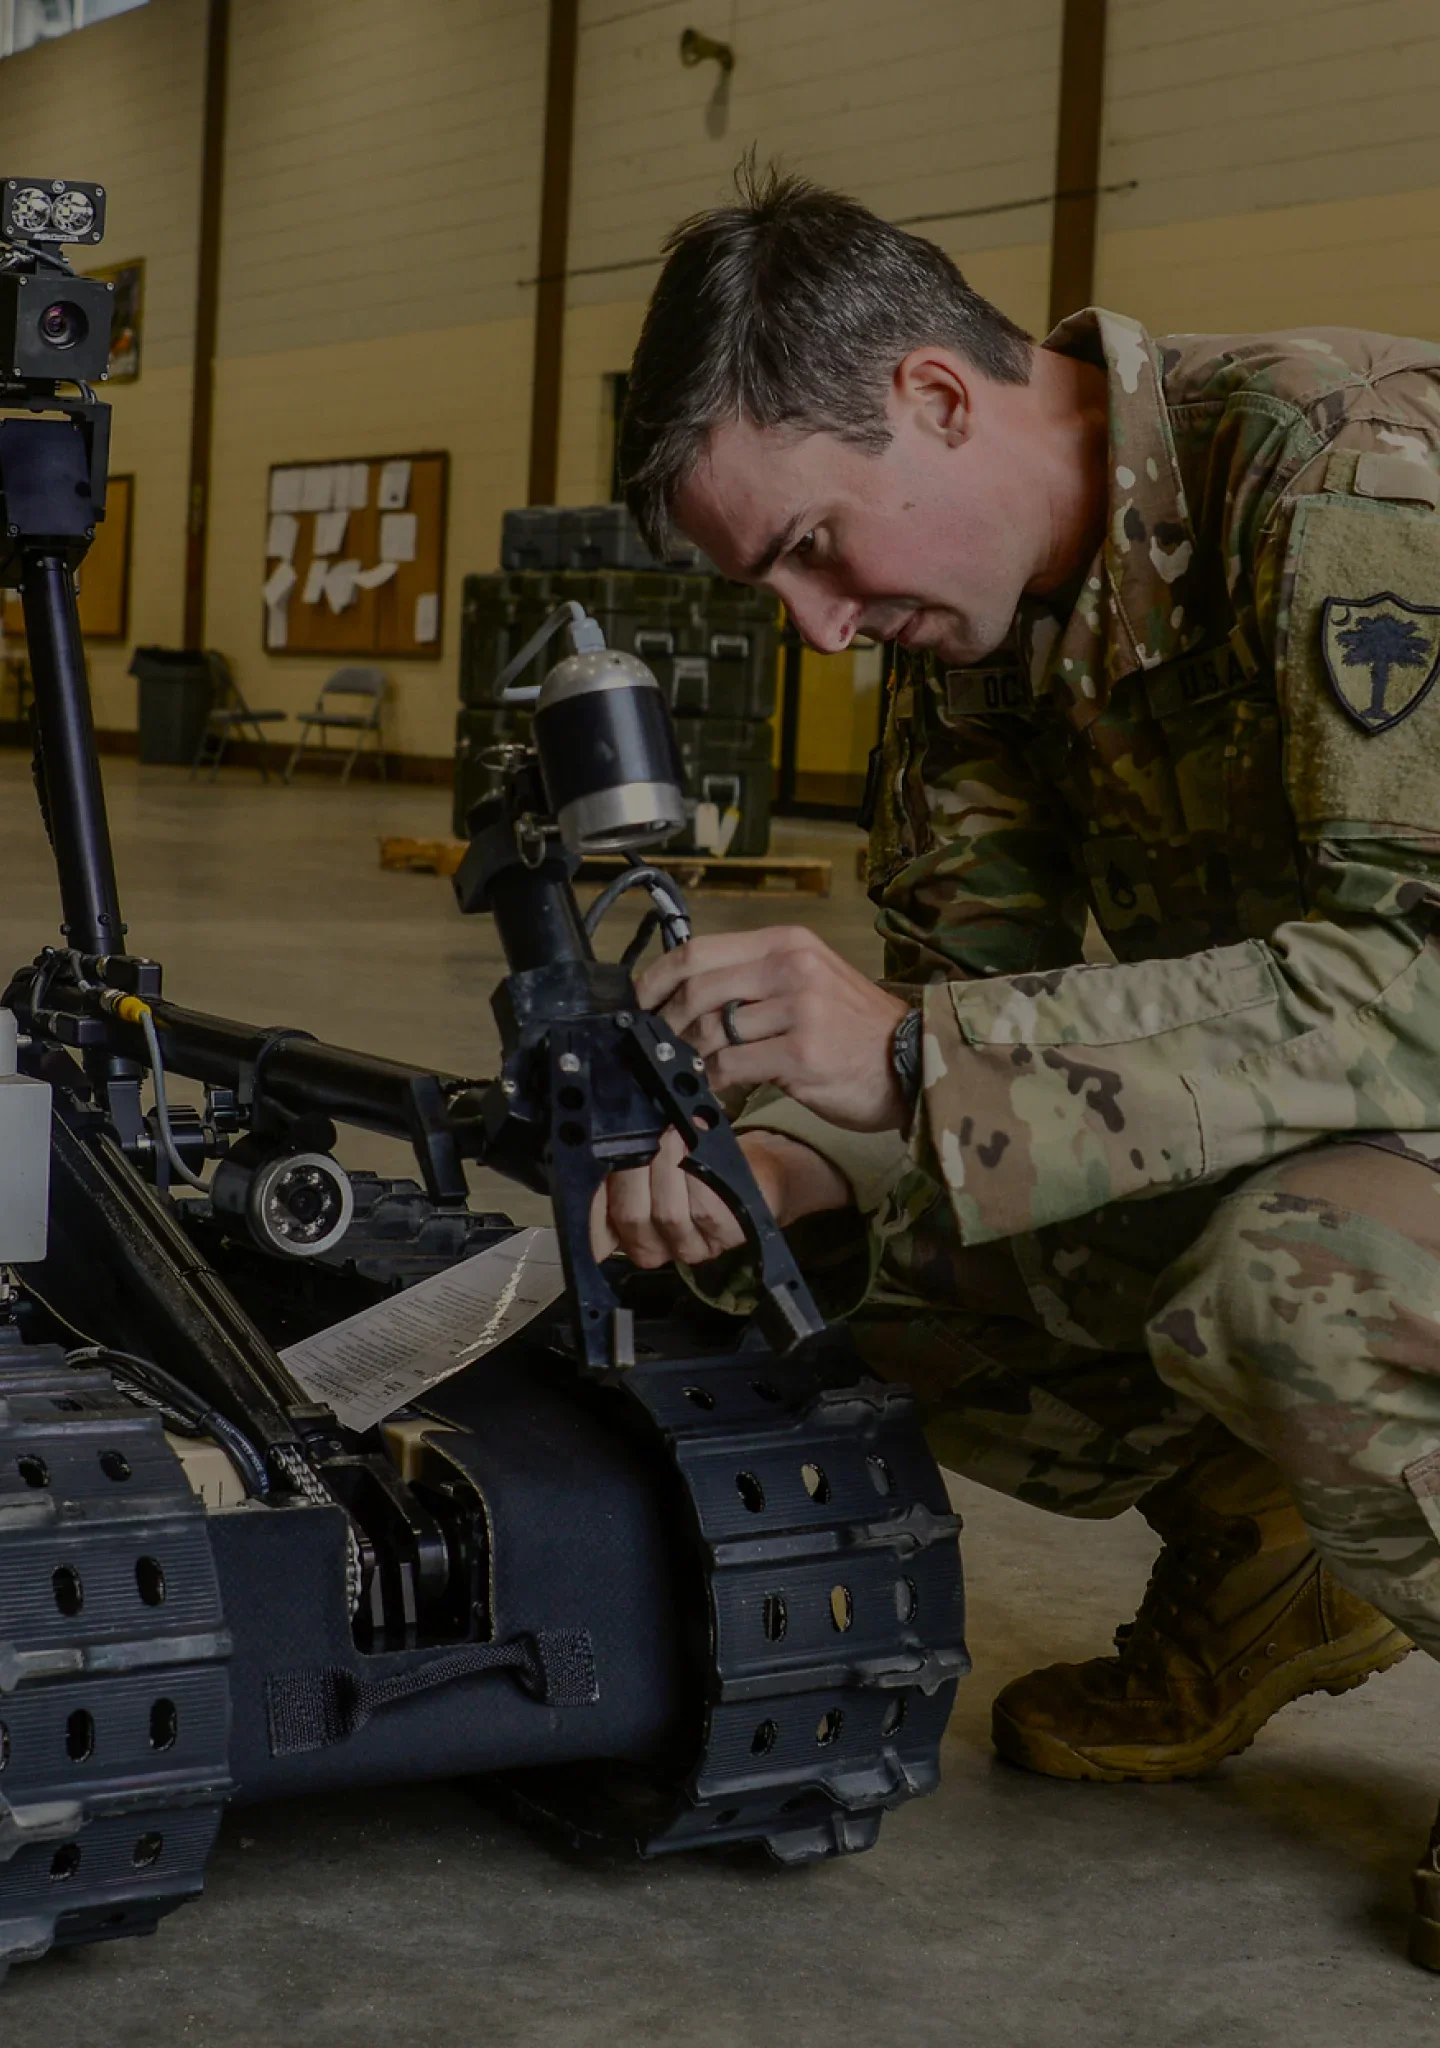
[619,161,1032,555]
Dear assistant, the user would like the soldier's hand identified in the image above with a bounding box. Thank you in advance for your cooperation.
[634,927,912,1131]
[591,1128,852,1269]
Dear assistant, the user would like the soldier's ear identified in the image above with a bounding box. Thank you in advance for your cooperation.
[891,349,972,448]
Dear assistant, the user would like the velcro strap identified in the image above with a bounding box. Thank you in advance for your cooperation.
[264,1628,599,1757]
[1141,637,1251,720]
[1354,450,1440,509]
[943,663,1034,718]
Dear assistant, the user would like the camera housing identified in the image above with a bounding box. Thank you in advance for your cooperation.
[211,1145,357,1258]
[0,176,112,386]
[534,646,686,852]
[0,269,114,383]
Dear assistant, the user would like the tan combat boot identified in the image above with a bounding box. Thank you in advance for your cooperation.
[1411,1805,1440,1970]
[992,1438,1410,1783]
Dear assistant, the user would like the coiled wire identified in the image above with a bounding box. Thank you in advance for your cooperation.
[582,858,691,968]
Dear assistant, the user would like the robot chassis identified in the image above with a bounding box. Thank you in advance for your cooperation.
[0,178,968,1978]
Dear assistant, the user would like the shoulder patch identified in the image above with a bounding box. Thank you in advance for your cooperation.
[1319,593,1440,733]
[1281,497,1440,830]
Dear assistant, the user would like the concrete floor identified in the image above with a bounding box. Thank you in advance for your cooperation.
[0,751,1437,2046]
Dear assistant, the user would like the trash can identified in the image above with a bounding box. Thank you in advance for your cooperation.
[129,647,215,767]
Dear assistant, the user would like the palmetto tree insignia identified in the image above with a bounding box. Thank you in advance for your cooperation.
[1336,612,1432,719]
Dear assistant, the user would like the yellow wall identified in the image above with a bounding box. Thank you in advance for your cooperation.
[0,0,205,726]
[205,318,533,758]
[6,0,1440,765]
[1099,0,1440,236]
[565,0,1060,308]
[556,300,648,508]
[201,0,546,757]
[793,646,884,801]
[1096,186,1440,341]
[94,365,195,727]
[216,0,545,353]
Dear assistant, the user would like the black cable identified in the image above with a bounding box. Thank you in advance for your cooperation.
[10,1271,273,1499]
[583,862,691,955]
[64,1345,270,1497]
[620,910,663,971]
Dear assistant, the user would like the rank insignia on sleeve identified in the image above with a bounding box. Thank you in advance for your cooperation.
[1320,592,1440,734]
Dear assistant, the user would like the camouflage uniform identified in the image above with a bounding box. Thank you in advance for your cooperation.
[741,309,1440,1663]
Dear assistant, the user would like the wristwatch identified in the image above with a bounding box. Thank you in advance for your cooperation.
[889,1004,924,1110]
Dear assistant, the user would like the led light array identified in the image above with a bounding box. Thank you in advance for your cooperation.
[1,179,106,246]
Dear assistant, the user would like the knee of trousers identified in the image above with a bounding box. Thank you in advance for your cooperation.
[1143,1156,1440,1459]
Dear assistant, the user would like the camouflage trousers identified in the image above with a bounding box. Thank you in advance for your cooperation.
[852,1139,1440,1662]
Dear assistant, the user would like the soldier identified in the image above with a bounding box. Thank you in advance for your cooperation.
[600,164,1440,1967]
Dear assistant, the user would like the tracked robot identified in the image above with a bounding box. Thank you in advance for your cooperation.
[0,177,967,1977]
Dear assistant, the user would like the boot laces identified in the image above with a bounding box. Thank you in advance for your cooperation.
[1113,1528,1249,1664]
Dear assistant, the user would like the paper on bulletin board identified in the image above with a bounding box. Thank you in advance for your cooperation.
[262,561,297,609]
[302,558,330,605]
[269,468,303,514]
[323,559,362,613]
[300,466,335,513]
[377,459,411,510]
[379,511,417,563]
[415,592,439,644]
[355,561,397,590]
[313,508,349,556]
[263,559,297,650]
[266,512,299,562]
[341,462,370,511]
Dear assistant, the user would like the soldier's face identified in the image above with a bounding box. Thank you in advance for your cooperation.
[672,356,1049,665]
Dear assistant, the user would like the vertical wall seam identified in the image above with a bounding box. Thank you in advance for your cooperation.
[183,0,230,647]
[1047,0,1108,330]
[528,0,579,506]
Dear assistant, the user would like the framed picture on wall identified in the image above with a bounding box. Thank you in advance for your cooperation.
[75,473,135,639]
[0,475,134,643]
[85,258,145,383]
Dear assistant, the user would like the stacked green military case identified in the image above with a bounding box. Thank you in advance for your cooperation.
[454,566,779,854]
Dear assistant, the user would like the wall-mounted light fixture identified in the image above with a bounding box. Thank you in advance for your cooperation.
[680,27,734,74]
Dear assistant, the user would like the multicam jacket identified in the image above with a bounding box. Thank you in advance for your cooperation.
[751,308,1440,1255]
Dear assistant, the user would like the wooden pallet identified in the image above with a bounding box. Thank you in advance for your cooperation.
[379,837,832,897]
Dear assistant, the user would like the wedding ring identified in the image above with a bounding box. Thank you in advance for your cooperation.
[721,998,749,1047]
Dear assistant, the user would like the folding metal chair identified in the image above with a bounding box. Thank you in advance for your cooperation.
[283,667,388,786]
[189,652,286,782]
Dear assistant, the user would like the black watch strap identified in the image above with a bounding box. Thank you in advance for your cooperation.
[890,1004,923,1108]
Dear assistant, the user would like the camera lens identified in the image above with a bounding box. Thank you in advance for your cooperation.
[50,189,95,238]
[210,1147,354,1258]
[273,1166,336,1233]
[37,300,87,350]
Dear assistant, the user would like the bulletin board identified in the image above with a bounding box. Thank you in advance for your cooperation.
[1,473,134,643]
[261,451,448,660]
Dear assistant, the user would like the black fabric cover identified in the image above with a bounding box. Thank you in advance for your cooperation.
[210,1348,691,1802]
